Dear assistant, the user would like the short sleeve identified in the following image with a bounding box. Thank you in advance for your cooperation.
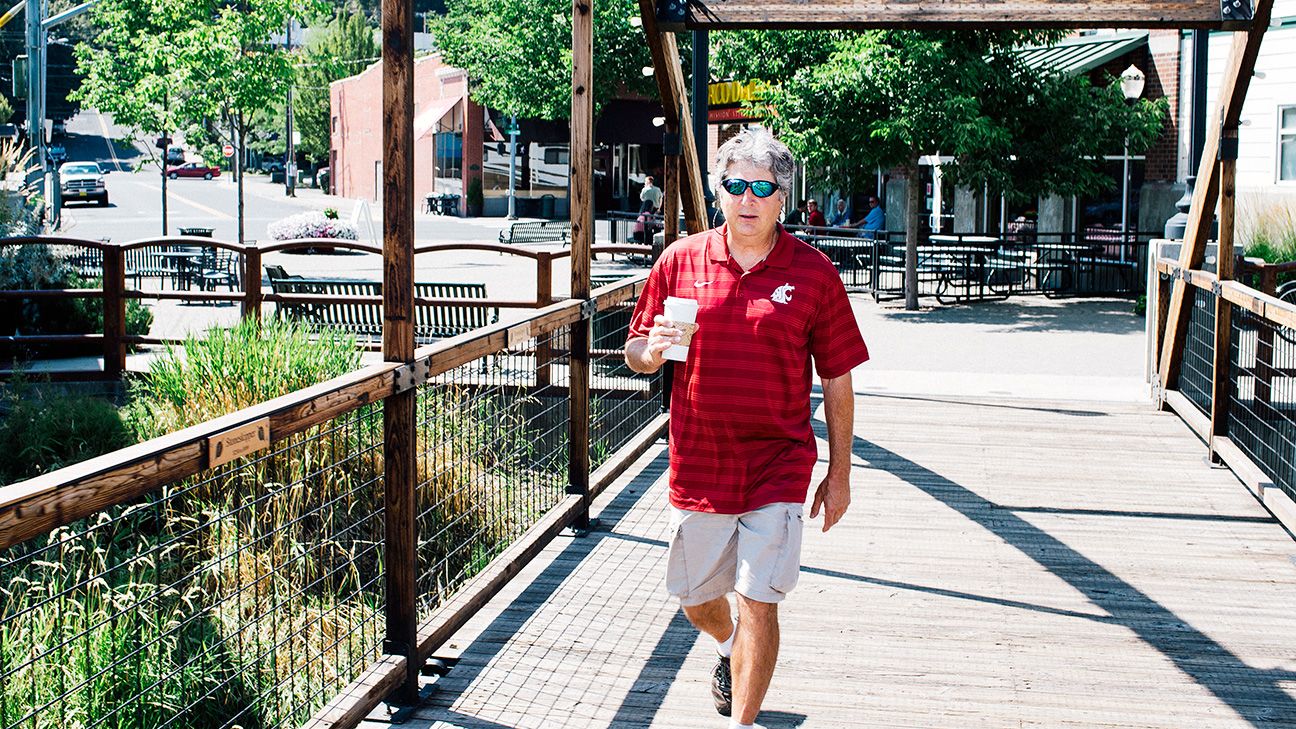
[809,276,869,379]
[627,256,671,343]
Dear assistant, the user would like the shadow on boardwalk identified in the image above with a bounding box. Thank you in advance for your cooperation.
[378,391,1296,729]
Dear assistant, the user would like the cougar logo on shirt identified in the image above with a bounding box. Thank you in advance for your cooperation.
[771,283,795,304]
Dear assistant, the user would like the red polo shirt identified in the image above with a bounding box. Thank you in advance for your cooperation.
[627,224,869,514]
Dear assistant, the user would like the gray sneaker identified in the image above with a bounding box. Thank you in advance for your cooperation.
[711,655,732,716]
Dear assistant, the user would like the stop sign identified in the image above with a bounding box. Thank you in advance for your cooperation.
[222,144,235,157]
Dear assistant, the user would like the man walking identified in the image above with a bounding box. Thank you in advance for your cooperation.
[624,129,869,728]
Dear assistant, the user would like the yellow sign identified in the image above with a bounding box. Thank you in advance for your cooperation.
[708,80,760,109]
[208,417,271,468]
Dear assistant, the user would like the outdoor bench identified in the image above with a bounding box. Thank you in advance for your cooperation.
[266,272,499,340]
[499,220,570,246]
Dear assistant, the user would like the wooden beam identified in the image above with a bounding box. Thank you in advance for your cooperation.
[664,0,1241,29]
[1209,142,1236,445]
[639,0,708,234]
[1158,0,1272,390]
[381,0,420,704]
[569,0,593,530]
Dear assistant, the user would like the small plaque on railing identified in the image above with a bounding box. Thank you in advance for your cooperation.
[208,418,270,468]
[507,322,533,348]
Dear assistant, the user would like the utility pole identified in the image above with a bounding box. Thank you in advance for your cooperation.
[25,0,43,169]
[285,17,295,197]
[507,113,518,219]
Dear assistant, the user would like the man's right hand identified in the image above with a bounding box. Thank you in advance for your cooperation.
[625,314,684,374]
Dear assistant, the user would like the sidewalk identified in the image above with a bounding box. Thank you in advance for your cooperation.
[19,291,1150,408]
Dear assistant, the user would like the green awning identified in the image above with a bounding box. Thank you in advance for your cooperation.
[1013,31,1149,77]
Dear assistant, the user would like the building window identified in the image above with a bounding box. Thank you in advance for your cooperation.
[1281,106,1296,182]
[332,116,338,133]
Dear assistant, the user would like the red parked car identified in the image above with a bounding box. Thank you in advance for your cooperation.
[166,162,221,180]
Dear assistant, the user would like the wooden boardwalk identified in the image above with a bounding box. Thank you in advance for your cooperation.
[368,393,1296,728]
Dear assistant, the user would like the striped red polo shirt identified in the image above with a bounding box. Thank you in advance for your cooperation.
[627,224,869,514]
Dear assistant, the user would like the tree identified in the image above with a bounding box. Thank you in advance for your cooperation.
[431,0,652,120]
[73,0,211,235]
[719,30,1165,309]
[295,10,379,165]
[174,0,326,244]
[0,95,13,125]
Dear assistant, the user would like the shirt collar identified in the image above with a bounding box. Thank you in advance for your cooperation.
[707,224,796,271]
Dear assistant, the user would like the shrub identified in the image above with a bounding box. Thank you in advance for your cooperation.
[266,210,358,241]
[0,244,152,341]
[0,379,132,484]
[1240,200,1296,261]
[0,139,43,236]
[124,317,360,439]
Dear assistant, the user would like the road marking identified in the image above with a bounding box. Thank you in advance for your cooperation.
[119,177,234,220]
[95,112,123,172]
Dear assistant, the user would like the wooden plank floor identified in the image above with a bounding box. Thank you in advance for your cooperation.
[369,393,1296,729]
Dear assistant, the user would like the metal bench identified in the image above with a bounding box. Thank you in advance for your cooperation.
[266,270,499,341]
[499,221,570,246]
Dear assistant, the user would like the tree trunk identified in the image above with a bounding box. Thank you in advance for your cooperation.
[161,156,168,236]
[904,156,922,311]
[236,112,245,246]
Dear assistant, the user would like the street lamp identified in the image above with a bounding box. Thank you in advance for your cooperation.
[1119,65,1145,255]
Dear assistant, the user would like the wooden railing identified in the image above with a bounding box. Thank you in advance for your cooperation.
[0,274,665,729]
[1152,257,1296,532]
[0,236,651,377]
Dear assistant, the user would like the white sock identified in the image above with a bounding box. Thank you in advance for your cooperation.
[716,617,738,658]
[728,721,757,729]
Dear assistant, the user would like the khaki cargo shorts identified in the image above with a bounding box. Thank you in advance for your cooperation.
[665,502,804,606]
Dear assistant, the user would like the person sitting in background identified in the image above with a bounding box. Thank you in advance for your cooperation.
[827,199,852,228]
[806,199,827,228]
[857,196,885,239]
[789,199,809,225]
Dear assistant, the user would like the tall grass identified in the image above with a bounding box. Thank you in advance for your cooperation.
[2,319,592,729]
[1239,198,1296,264]
[2,318,378,729]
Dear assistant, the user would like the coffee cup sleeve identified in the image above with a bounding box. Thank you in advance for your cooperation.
[675,321,698,346]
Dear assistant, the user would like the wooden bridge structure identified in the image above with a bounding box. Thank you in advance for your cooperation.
[2,1,1295,728]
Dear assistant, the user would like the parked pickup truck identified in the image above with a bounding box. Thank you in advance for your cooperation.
[59,162,109,207]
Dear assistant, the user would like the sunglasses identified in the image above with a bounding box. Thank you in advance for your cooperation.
[720,178,780,198]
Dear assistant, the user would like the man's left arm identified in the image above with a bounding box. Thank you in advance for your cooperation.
[810,371,854,533]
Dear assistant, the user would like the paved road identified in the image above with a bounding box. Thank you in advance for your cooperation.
[52,110,563,245]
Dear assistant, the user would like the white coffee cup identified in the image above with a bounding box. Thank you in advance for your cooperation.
[663,296,699,362]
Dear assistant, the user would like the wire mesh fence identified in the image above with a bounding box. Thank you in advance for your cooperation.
[590,287,664,470]
[0,403,387,729]
[1179,284,1216,417]
[415,325,574,613]
[1227,306,1296,503]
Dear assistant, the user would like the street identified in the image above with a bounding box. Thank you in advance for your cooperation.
[51,110,531,246]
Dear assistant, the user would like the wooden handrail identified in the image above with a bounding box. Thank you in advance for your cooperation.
[1155,257,1296,331]
[0,275,651,553]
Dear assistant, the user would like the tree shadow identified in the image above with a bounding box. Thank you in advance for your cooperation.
[812,406,1296,726]
[878,298,1143,335]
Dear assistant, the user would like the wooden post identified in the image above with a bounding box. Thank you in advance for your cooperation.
[569,0,593,531]
[101,244,125,378]
[1209,133,1237,452]
[638,0,708,234]
[663,130,680,251]
[536,252,553,388]
[243,243,262,323]
[1158,0,1272,390]
[381,0,419,704]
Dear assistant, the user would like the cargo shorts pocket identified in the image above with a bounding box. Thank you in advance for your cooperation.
[665,522,690,597]
[768,508,803,594]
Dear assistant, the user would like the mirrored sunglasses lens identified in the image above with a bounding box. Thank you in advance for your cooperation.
[722,179,748,195]
[750,181,777,198]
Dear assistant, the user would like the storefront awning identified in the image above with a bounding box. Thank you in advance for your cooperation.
[414,96,463,140]
[1013,31,1148,76]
